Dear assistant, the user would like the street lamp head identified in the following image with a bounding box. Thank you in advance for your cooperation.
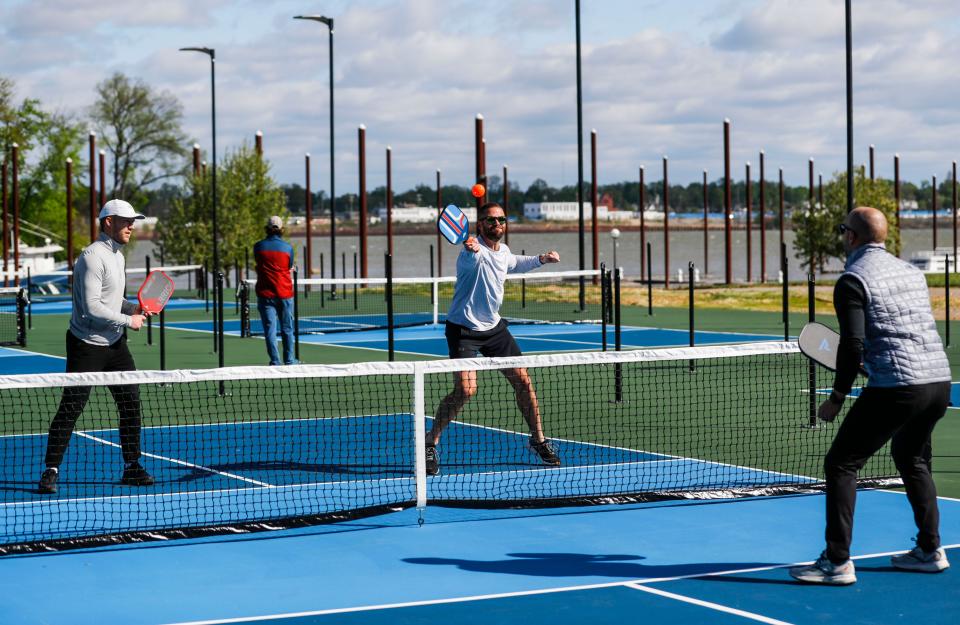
[294,15,333,30]
[180,46,214,58]
[610,228,621,240]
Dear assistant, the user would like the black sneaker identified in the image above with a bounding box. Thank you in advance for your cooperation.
[121,462,155,486]
[531,439,561,466]
[425,444,440,476]
[38,468,59,494]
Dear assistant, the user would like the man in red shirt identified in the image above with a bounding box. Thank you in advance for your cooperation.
[253,216,297,365]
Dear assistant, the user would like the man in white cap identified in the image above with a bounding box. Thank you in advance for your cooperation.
[38,199,155,494]
[253,215,297,365]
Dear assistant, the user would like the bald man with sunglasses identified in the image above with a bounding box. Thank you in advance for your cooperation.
[426,202,561,476]
[790,206,951,585]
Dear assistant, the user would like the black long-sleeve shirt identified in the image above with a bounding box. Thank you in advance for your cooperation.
[833,274,867,395]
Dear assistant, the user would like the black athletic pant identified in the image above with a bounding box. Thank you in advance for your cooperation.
[44,331,143,468]
[825,381,950,563]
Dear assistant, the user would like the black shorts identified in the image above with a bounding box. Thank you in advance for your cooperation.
[445,319,522,359]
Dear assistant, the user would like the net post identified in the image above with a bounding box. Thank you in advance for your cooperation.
[216,271,225,397]
[600,263,608,351]
[239,283,250,338]
[353,252,358,310]
[646,242,653,316]
[429,245,435,307]
[946,254,951,348]
[211,264,218,354]
[688,261,696,373]
[293,267,300,361]
[386,252,395,361]
[413,363,427,519]
[807,272,817,428]
[614,266,623,402]
[16,288,27,347]
[521,249,526,309]
[319,253,324,307]
[781,242,789,341]
[145,256,152,346]
[234,262,240,315]
[432,278,439,326]
[25,266,32,330]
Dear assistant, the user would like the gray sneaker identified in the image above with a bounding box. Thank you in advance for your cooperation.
[891,546,950,573]
[789,552,857,585]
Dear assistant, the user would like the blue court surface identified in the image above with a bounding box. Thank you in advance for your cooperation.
[166,319,779,356]
[1,415,811,544]
[0,346,65,374]
[0,491,956,624]
[25,298,209,314]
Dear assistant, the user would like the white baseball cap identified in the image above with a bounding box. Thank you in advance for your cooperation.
[98,199,145,221]
[267,215,283,229]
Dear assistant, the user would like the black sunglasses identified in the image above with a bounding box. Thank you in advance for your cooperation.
[838,223,856,235]
[482,216,507,225]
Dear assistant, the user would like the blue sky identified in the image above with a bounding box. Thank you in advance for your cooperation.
[2,0,959,196]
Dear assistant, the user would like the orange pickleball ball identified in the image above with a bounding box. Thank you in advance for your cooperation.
[471,183,486,198]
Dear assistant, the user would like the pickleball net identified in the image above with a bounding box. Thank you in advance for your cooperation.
[0,287,27,347]
[238,269,607,335]
[0,341,897,554]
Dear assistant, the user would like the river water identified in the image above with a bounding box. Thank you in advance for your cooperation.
[128,226,956,284]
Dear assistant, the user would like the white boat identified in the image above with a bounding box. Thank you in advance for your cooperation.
[908,248,956,273]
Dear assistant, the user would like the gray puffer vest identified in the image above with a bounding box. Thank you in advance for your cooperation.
[842,243,951,387]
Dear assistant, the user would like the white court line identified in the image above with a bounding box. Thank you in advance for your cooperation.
[624,582,795,625]
[76,431,274,487]
[156,544,960,625]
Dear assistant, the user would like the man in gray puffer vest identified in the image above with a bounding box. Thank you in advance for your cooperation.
[791,206,952,585]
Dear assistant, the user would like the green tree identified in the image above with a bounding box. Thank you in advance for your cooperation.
[793,169,900,271]
[89,72,188,203]
[160,143,286,274]
[2,77,85,254]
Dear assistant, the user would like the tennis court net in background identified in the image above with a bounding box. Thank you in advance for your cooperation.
[21,264,204,301]
[239,269,606,335]
[0,341,897,554]
[0,287,27,347]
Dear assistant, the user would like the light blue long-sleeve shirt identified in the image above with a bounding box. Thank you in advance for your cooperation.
[69,233,138,346]
[446,239,543,331]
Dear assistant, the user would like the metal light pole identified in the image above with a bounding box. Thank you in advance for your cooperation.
[574,0,586,309]
[295,15,337,297]
[179,46,220,360]
[845,0,854,213]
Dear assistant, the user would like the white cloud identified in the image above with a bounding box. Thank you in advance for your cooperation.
[1,0,959,197]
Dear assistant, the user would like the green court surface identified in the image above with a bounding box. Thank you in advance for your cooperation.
[12,289,960,500]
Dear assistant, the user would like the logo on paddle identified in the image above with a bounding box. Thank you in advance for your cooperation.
[819,338,831,352]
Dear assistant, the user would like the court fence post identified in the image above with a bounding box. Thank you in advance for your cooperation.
[160,306,166,371]
[646,242,653,316]
[614,266,623,402]
[807,273,817,428]
[946,254,951,348]
[781,242,789,341]
[600,263,608,352]
[16,288,27,347]
[293,267,300,361]
[216,271,225,397]
[26,267,32,330]
[688,261,695,373]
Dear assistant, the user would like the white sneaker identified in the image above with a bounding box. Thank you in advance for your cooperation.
[789,552,857,585]
[891,546,950,573]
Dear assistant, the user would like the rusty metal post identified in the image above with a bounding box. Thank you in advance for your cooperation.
[746,162,752,283]
[12,144,19,286]
[1,157,7,286]
[933,174,938,250]
[809,158,815,271]
[99,149,106,206]
[639,166,646,278]
[66,158,74,273]
[255,130,263,157]
[502,164,509,244]
[779,167,785,267]
[386,146,393,257]
[953,160,957,271]
[591,129,599,282]
[305,153,312,279]
[358,125,368,279]
[759,151,766,283]
[869,144,875,181]
[474,114,484,208]
[723,119,732,285]
[89,132,96,243]
[436,169,442,277]
[702,169,708,274]
[895,154,901,256]
[192,143,201,176]
[663,155,670,289]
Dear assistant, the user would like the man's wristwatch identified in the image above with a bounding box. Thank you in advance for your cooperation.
[537,254,544,264]
[828,390,846,406]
